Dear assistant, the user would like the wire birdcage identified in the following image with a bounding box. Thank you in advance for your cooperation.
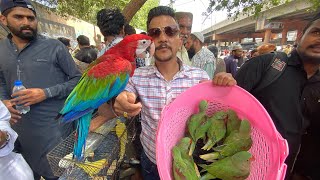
[47,117,136,180]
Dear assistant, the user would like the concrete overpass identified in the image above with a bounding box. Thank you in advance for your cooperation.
[202,0,318,47]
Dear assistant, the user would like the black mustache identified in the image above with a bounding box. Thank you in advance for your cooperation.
[155,43,171,51]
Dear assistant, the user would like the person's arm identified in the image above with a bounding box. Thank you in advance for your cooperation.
[0,66,10,100]
[114,76,141,117]
[43,43,82,99]
[235,55,271,92]
[0,69,21,124]
[204,62,214,79]
[0,101,18,157]
[89,102,116,132]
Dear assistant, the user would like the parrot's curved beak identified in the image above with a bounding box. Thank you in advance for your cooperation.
[136,42,155,59]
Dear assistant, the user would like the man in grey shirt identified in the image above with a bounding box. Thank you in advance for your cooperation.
[0,0,81,179]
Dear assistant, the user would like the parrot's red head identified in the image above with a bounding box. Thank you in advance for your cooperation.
[102,34,154,76]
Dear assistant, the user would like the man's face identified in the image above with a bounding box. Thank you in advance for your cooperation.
[148,15,182,63]
[233,49,243,59]
[0,7,38,41]
[177,16,192,43]
[297,19,320,64]
[184,36,193,50]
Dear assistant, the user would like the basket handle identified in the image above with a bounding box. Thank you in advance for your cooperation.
[277,132,289,166]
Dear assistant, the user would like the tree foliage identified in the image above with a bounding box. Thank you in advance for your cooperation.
[130,0,159,31]
[204,0,320,18]
[40,0,159,30]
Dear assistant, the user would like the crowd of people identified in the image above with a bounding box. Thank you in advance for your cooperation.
[0,0,319,180]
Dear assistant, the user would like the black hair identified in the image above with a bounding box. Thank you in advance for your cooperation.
[57,37,70,47]
[96,8,126,37]
[303,12,320,34]
[77,35,90,46]
[208,45,219,58]
[124,24,136,35]
[147,6,176,29]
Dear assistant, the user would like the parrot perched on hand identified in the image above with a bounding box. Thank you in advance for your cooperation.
[202,111,227,151]
[199,151,253,180]
[172,137,200,180]
[58,34,154,159]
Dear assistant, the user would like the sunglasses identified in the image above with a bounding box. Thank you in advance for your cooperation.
[147,25,180,38]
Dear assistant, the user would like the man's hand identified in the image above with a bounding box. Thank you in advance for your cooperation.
[212,72,237,86]
[11,88,46,106]
[114,91,142,117]
[2,100,21,125]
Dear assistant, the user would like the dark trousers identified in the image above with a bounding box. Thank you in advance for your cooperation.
[141,151,160,180]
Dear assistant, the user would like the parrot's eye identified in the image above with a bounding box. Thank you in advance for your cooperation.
[142,40,146,44]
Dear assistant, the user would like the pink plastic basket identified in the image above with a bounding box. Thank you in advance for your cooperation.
[156,82,289,180]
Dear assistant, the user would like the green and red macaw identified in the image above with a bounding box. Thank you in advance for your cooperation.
[58,34,153,159]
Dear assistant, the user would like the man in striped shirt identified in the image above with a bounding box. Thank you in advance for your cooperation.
[114,6,236,180]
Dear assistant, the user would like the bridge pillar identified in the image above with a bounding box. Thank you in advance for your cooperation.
[264,29,272,43]
[281,28,288,45]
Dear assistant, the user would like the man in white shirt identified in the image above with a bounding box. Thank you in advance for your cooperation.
[0,101,34,180]
[186,32,216,79]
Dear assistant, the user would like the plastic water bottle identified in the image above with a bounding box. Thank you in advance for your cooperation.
[12,80,30,114]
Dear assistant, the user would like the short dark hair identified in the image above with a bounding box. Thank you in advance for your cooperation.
[147,6,176,29]
[208,45,219,58]
[124,24,136,35]
[303,12,320,34]
[77,35,90,46]
[57,37,70,47]
[97,8,126,37]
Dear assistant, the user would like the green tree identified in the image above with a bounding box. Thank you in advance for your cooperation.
[42,0,159,30]
[205,0,320,18]
[130,0,159,31]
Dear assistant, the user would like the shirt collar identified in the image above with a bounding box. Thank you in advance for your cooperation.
[287,50,303,66]
[308,68,320,83]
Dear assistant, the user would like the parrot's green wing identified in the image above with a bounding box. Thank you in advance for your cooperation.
[200,151,252,180]
[226,110,241,136]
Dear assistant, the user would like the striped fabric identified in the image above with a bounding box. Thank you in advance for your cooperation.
[125,61,209,164]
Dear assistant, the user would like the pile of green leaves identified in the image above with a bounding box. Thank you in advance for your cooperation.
[172,100,254,180]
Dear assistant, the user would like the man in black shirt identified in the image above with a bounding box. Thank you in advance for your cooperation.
[293,68,320,180]
[75,35,97,64]
[292,13,320,180]
[235,13,320,179]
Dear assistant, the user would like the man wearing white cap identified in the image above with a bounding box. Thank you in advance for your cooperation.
[225,43,243,77]
[186,32,216,79]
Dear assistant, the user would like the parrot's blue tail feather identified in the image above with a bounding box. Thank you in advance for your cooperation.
[61,108,94,123]
[74,113,92,160]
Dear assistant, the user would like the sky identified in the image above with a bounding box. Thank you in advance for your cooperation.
[160,0,228,32]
